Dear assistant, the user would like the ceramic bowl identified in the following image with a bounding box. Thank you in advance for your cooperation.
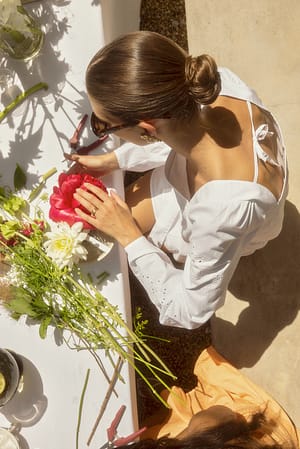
[0,349,21,407]
[0,428,20,449]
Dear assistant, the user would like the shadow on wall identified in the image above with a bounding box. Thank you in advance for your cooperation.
[211,200,300,368]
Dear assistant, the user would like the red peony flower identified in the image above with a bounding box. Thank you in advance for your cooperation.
[49,173,107,229]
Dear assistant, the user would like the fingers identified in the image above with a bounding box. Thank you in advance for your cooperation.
[83,182,109,201]
[74,186,112,232]
[109,189,128,209]
[74,188,105,214]
[74,206,96,228]
[63,152,78,162]
[64,153,93,167]
[74,182,116,215]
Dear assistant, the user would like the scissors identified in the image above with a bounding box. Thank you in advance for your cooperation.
[99,405,146,448]
[64,113,108,165]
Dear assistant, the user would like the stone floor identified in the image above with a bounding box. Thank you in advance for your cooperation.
[140,0,188,51]
[185,0,300,427]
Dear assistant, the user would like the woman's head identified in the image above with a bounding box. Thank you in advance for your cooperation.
[116,408,295,449]
[86,31,221,128]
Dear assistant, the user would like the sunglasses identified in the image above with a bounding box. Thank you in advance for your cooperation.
[91,112,139,138]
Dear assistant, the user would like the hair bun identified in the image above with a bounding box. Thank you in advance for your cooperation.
[185,54,221,105]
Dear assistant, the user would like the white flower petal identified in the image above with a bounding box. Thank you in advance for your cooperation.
[44,221,89,269]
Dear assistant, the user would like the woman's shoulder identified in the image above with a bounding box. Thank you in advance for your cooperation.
[187,180,277,231]
[218,67,265,108]
[191,179,277,207]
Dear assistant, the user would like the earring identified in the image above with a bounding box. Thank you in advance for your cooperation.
[140,132,160,143]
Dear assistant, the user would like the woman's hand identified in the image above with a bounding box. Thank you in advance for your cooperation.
[64,151,120,177]
[73,183,142,247]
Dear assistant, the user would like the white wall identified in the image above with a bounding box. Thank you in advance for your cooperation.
[100,0,141,43]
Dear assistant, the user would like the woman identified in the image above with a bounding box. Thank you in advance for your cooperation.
[115,347,299,449]
[71,31,288,329]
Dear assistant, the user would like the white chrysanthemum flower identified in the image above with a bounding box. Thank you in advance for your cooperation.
[44,222,89,269]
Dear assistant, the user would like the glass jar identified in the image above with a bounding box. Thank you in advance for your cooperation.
[0,0,44,61]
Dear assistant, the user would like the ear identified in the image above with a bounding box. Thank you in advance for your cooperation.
[137,120,158,136]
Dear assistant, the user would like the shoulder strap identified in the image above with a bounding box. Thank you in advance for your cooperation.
[247,101,281,183]
[247,101,259,182]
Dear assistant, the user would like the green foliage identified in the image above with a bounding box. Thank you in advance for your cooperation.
[0,220,20,239]
[13,164,27,191]
[0,186,27,215]
[0,172,176,405]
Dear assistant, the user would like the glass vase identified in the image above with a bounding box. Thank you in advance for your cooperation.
[0,2,44,61]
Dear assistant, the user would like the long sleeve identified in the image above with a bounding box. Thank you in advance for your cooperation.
[114,140,171,172]
[123,67,284,329]
[125,194,264,329]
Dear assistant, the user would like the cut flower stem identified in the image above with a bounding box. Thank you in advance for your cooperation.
[0,229,175,407]
[0,174,176,410]
[0,82,48,122]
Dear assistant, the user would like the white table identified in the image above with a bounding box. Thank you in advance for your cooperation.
[0,1,140,448]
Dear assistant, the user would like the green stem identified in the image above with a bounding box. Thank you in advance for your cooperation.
[0,82,48,122]
[76,368,90,449]
[28,167,57,202]
[62,273,176,379]
[3,234,175,405]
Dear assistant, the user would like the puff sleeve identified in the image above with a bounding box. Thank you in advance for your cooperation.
[114,141,171,172]
[125,196,265,329]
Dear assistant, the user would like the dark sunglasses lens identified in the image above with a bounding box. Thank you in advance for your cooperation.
[91,113,107,137]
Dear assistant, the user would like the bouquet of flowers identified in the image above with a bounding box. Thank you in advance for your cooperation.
[0,166,175,406]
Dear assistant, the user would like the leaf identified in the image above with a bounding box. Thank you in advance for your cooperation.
[0,220,19,239]
[39,316,52,339]
[7,297,37,318]
[14,164,27,191]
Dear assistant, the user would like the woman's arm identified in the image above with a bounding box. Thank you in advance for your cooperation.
[65,141,171,175]
[73,182,260,329]
[115,141,171,172]
[124,199,256,329]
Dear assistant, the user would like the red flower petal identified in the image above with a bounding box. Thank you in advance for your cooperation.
[49,172,107,230]
[49,206,94,229]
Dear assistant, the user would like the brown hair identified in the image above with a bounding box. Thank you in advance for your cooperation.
[115,412,295,449]
[86,31,221,122]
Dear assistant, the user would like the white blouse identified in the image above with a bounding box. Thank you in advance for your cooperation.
[117,68,288,329]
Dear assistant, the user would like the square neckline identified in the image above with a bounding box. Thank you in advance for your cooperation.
[164,93,287,205]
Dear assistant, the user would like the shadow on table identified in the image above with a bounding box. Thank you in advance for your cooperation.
[0,0,92,187]
[211,200,300,368]
[0,354,47,448]
[0,355,47,426]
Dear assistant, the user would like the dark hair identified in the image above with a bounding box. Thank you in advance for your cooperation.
[86,31,221,122]
[116,413,295,449]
